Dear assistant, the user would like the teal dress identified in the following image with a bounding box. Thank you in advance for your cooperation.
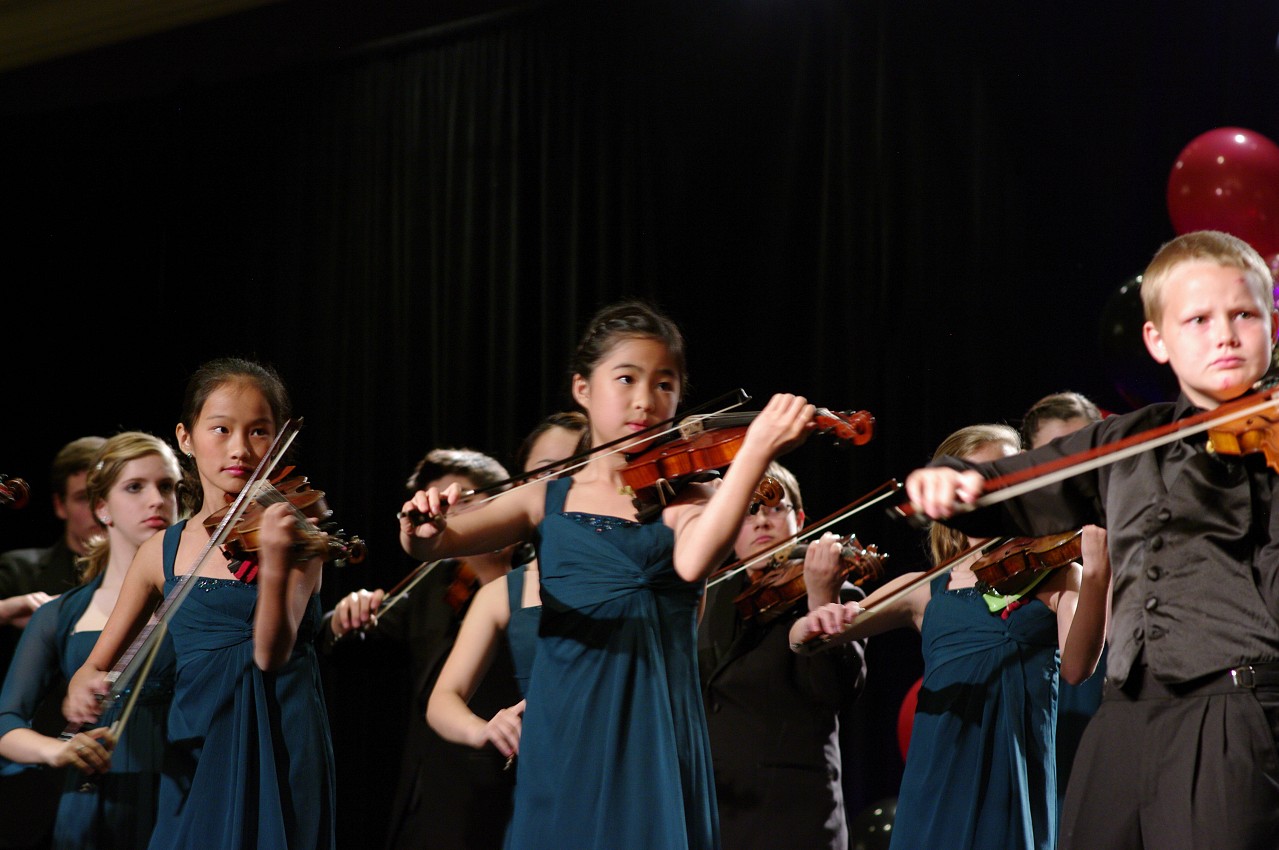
[503,477,719,850]
[890,574,1059,850]
[0,576,176,849]
[148,521,336,849]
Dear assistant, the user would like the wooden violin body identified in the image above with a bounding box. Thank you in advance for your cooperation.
[733,535,887,625]
[621,407,875,521]
[205,473,367,569]
[971,530,1081,597]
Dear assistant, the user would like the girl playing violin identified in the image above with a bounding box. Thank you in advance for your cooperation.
[1019,390,1108,822]
[401,299,816,850]
[63,357,337,849]
[0,431,180,849]
[791,424,1109,850]
[697,461,867,850]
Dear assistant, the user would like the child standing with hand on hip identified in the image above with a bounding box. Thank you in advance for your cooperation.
[401,300,815,850]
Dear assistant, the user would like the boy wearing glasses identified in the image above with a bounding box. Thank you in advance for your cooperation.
[697,462,868,850]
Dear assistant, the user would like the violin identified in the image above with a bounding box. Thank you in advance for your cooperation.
[444,561,480,614]
[0,475,28,509]
[204,471,367,581]
[399,389,758,528]
[733,535,887,625]
[971,530,1082,597]
[621,408,874,521]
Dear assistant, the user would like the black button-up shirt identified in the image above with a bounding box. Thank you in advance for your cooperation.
[935,393,1279,686]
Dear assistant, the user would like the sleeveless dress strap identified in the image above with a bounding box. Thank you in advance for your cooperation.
[161,519,187,582]
[545,476,571,515]
[507,565,527,612]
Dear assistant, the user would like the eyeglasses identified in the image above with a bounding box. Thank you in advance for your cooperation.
[754,502,794,517]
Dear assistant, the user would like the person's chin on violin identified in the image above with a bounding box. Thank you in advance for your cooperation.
[696,461,866,850]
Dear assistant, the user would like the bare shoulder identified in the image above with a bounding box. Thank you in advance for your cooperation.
[471,575,512,628]
[130,530,168,590]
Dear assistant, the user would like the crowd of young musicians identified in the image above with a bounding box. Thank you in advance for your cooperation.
[3,228,1279,849]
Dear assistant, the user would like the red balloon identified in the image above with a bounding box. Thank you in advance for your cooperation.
[896,677,922,761]
[1167,127,1279,257]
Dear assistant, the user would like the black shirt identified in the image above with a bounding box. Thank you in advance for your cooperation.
[936,392,1279,686]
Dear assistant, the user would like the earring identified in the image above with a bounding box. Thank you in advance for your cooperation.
[98,515,111,525]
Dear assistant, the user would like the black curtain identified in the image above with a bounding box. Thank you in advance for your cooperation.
[5,0,1279,843]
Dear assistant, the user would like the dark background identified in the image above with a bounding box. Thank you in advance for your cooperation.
[1,0,1275,843]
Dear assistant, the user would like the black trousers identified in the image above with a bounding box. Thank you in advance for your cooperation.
[1059,665,1279,850]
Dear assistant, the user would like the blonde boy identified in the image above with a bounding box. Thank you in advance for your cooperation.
[901,230,1279,850]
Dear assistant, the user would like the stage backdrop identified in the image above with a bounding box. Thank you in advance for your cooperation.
[3,1,1278,844]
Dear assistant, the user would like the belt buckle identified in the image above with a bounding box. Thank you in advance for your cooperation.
[1230,666,1256,689]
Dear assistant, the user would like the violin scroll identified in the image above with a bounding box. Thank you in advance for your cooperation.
[0,475,29,510]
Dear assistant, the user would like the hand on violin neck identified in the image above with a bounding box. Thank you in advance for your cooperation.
[803,533,846,606]
[1079,525,1111,582]
[738,394,817,466]
[903,466,986,520]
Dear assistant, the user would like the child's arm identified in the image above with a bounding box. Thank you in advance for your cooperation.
[400,481,541,563]
[64,537,165,725]
[788,570,930,648]
[1040,525,1110,685]
[254,502,326,671]
[668,394,815,582]
[0,601,115,772]
[426,579,524,757]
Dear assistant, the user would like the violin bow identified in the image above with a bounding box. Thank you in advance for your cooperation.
[336,558,450,641]
[896,386,1279,523]
[64,418,303,746]
[706,480,901,589]
[398,389,752,523]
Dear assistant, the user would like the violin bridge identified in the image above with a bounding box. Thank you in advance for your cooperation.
[677,416,707,440]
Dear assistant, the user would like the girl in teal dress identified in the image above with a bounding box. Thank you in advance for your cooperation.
[0,431,181,849]
[401,301,817,850]
[791,424,1111,850]
[63,357,336,849]
[426,412,588,762]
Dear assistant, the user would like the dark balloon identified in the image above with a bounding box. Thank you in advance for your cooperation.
[1166,127,1279,257]
[1098,275,1179,409]
[849,797,897,850]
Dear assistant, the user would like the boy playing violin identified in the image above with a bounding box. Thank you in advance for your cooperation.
[697,462,868,850]
[899,230,1279,850]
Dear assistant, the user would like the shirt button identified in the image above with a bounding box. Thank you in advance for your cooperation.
[1146,566,1161,581]
[1145,597,1159,611]
[1133,626,1144,641]
[712,702,722,713]
[1149,625,1165,639]
[1149,536,1163,551]
[1157,508,1172,523]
